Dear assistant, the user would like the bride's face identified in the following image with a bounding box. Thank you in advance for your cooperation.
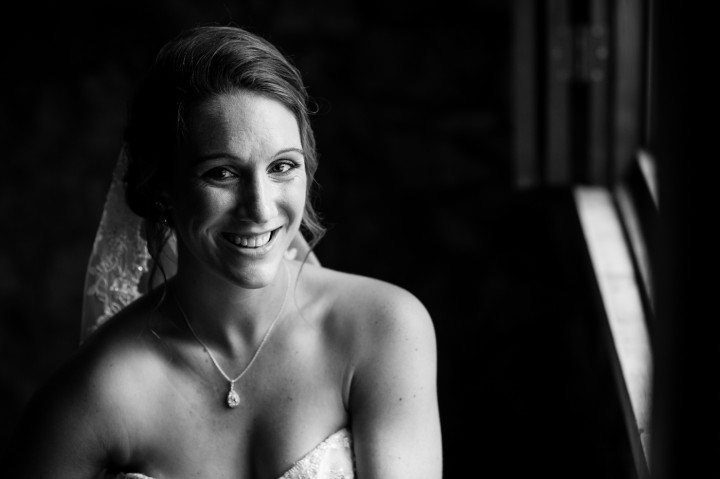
[169,89,307,288]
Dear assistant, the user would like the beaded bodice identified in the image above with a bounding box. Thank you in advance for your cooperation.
[116,428,354,479]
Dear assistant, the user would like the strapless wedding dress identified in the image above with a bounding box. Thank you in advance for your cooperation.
[117,428,353,479]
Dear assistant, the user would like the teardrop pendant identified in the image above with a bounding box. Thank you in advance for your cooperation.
[227,382,240,408]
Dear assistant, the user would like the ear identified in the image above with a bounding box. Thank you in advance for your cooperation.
[152,185,174,214]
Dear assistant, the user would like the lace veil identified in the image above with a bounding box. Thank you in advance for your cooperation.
[81,148,160,342]
[81,148,318,343]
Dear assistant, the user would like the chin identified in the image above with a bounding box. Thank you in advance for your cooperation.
[217,237,291,289]
[224,259,285,289]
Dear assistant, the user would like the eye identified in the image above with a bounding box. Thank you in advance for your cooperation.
[202,167,237,181]
[269,160,300,175]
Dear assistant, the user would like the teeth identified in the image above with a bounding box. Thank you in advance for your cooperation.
[230,232,272,248]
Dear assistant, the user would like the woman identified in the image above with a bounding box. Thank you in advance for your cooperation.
[4,26,441,478]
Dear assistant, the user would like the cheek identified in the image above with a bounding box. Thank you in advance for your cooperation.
[172,184,232,228]
[288,178,307,221]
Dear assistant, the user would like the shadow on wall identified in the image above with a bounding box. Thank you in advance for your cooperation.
[0,1,632,477]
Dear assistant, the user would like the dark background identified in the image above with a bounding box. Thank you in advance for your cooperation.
[0,1,633,477]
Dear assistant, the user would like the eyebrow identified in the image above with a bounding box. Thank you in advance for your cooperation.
[192,147,305,165]
[275,147,305,157]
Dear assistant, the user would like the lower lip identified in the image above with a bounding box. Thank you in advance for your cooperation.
[222,228,281,257]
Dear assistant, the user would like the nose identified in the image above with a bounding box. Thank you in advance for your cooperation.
[236,172,277,223]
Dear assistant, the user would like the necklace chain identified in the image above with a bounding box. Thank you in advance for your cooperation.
[171,261,290,407]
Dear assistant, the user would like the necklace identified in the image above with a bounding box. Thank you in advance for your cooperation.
[172,262,290,408]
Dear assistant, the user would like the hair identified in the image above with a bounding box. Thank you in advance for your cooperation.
[123,26,325,272]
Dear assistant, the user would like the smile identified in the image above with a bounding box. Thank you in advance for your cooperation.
[222,228,279,249]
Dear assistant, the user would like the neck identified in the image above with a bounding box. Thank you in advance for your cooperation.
[169,259,291,355]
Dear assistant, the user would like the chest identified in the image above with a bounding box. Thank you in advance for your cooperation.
[120,327,349,479]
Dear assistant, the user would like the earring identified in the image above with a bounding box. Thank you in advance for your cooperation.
[155,201,170,228]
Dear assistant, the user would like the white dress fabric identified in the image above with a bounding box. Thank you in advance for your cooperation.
[279,428,354,479]
[116,428,354,479]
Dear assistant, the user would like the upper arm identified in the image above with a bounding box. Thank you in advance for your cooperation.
[348,284,442,479]
[3,352,129,478]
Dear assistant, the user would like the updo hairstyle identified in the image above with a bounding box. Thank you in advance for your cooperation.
[123,26,324,264]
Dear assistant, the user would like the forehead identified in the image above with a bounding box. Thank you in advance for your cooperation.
[183,90,302,157]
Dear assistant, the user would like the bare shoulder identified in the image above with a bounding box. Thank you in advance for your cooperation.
[295,262,436,360]
[71,292,174,430]
[296,263,442,478]
[4,293,169,475]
